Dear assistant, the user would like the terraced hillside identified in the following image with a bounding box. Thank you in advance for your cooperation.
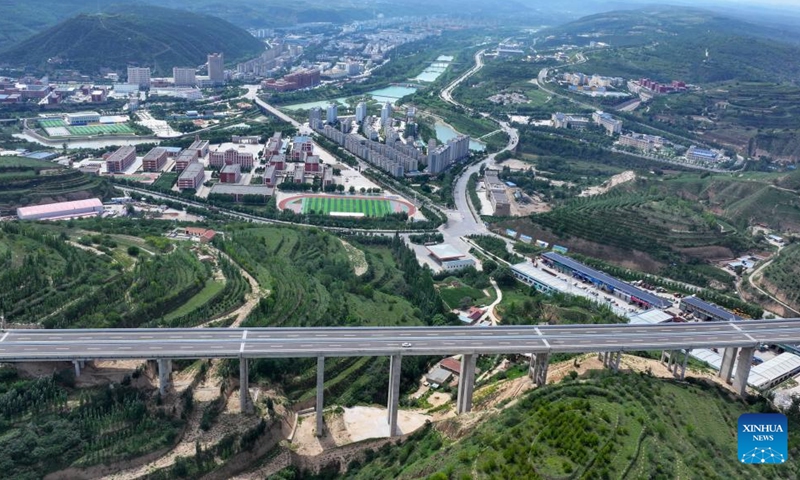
[0,367,182,479]
[760,243,800,312]
[500,185,751,285]
[215,228,449,406]
[0,157,112,216]
[331,372,799,479]
[0,222,248,329]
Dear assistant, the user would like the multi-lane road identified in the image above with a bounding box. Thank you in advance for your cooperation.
[2,320,799,361]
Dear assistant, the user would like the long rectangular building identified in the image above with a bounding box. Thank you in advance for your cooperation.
[177,162,205,190]
[17,198,103,221]
[105,146,136,173]
[142,147,168,172]
[541,252,672,309]
[679,295,743,321]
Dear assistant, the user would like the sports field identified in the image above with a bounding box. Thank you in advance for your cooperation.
[38,119,66,128]
[38,119,135,136]
[279,194,416,217]
[66,124,135,135]
[302,196,393,216]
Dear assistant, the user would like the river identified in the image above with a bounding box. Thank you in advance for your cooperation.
[14,133,158,150]
[281,85,419,111]
[434,121,485,151]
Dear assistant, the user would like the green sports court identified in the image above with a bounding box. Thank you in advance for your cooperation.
[302,196,392,216]
[279,194,416,218]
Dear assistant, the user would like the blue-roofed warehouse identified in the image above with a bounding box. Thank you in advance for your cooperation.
[679,295,743,322]
[540,252,672,309]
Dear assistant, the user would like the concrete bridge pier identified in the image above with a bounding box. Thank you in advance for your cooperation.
[239,357,251,413]
[732,347,755,396]
[613,351,622,372]
[157,359,171,396]
[457,354,477,414]
[73,360,81,377]
[316,356,324,436]
[679,349,691,380]
[718,347,737,384]
[528,352,550,387]
[387,354,402,436]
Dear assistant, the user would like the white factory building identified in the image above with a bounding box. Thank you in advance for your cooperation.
[17,198,104,221]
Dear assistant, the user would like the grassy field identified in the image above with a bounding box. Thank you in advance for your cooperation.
[337,371,799,479]
[38,118,66,128]
[152,173,178,190]
[39,119,135,136]
[301,196,393,217]
[66,124,135,135]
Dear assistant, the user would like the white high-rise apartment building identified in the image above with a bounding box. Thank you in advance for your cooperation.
[173,67,196,87]
[208,53,225,85]
[127,67,151,89]
[355,102,367,123]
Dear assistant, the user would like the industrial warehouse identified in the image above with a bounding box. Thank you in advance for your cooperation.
[540,252,672,309]
[16,198,104,221]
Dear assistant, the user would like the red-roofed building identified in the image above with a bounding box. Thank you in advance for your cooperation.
[440,357,462,375]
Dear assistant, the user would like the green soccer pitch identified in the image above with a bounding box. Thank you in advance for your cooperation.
[301,196,394,217]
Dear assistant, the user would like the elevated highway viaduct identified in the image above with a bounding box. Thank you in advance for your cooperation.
[2,320,798,435]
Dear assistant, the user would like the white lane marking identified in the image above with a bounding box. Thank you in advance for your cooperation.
[141,336,153,339]
[150,347,163,350]
[242,330,248,340]
[240,342,245,353]
[534,327,551,348]
[119,347,131,350]
[56,347,69,351]
[329,344,342,347]
[288,334,299,337]
[17,337,30,340]
[0,332,8,342]
[88,347,100,351]
[24,348,37,351]
[730,322,758,342]
[180,346,192,350]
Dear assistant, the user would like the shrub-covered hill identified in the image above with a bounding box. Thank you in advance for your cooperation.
[328,372,800,479]
[0,5,264,74]
[0,157,113,216]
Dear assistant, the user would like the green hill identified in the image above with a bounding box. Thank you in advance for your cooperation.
[542,7,800,84]
[0,157,113,216]
[0,5,264,75]
[305,371,800,479]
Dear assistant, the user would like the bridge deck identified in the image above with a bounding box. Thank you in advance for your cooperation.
[0,321,799,361]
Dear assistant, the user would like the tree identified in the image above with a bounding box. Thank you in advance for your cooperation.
[349,186,356,194]
[492,266,516,288]
[336,184,345,192]
[127,246,140,257]
[459,296,473,310]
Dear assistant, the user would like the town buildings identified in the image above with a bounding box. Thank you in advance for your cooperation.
[209,148,255,169]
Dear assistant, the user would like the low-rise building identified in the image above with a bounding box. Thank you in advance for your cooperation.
[219,164,242,183]
[592,111,622,135]
[618,133,664,152]
[552,112,589,130]
[142,147,168,172]
[427,244,476,271]
[177,162,205,190]
[17,198,103,221]
[105,145,136,173]
[64,111,101,126]
[484,170,510,216]
[175,150,199,172]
